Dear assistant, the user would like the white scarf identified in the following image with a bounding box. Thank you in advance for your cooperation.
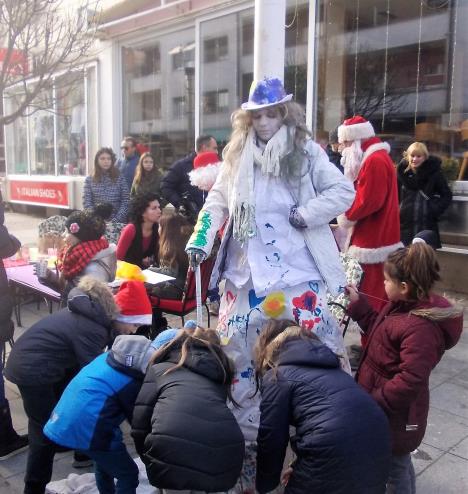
[231,125,291,243]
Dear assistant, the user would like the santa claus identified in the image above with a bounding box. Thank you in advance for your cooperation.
[337,115,403,310]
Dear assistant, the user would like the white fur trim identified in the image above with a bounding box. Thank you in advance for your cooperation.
[361,142,391,163]
[338,121,375,143]
[348,241,404,264]
[189,164,220,191]
[337,214,356,229]
[115,313,152,325]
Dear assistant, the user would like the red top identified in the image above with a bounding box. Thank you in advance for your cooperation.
[116,224,152,261]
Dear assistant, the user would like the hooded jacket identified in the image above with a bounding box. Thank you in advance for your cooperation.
[4,277,118,386]
[397,155,452,247]
[349,294,463,454]
[131,343,244,492]
[256,337,390,494]
[44,336,153,452]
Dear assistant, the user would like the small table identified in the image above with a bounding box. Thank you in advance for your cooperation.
[6,264,61,326]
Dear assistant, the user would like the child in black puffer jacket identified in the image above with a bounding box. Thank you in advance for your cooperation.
[254,320,391,494]
[131,328,245,493]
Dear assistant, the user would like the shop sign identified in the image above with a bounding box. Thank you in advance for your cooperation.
[9,180,69,207]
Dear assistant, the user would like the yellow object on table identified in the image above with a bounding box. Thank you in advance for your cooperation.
[115,260,146,282]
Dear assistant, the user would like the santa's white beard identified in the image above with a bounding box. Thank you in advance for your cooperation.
[341,140,363,182]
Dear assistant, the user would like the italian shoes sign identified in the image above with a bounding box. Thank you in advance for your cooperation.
[9,180,70,207]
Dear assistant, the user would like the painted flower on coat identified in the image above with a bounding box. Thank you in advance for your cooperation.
[262,291,286,318]
[69,222,80,234]
[292,290,317,312]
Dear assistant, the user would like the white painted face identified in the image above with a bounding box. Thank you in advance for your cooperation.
[251,106,283,143]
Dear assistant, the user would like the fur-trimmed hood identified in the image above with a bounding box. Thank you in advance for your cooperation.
[67,275,120,326]
[397,155,442,189]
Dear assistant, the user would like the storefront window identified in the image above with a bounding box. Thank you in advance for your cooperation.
[3,93,28,174]
[314,0,467,181]
[122,28,195,170]
[199,1,309,146]
[4,69,95,177]
[56,73,86,176]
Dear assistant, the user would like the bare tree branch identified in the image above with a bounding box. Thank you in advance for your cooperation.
[0,0,100,127]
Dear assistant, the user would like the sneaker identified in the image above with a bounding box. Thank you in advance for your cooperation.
[0,434,29,460]
[72,452,93,468]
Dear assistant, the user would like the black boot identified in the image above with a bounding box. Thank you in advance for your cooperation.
[0,402,28,460]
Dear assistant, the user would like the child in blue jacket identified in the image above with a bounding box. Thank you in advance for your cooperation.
[44,330,179,494]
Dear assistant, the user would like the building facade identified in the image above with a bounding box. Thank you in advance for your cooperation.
[2,0,467,219]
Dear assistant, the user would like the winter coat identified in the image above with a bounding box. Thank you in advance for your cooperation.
[160,153,205,211]
[397,155,452,247]
[4,280,115,387]
[186,139,355,297]
[44,352,143,452]
[338,137,402,264]
[117,154,140,191]
[349,294,463,455]
[0,207,21,338]
[83,174,130,223]
[256,338,391,494]
[131,344,245,492]
[325,144,344,174]
[130,170,163,197]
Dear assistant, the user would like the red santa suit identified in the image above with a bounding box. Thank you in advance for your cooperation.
[338,117,402,311]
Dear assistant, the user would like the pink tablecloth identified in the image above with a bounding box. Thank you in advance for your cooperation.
[6,264,61,299]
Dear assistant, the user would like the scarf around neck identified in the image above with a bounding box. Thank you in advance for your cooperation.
[57,237,109,280]
[231,125,293,243]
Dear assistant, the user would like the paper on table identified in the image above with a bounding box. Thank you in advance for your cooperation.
[108,270,175,288]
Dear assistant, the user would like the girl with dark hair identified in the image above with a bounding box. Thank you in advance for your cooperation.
[131,152,163,197]
[83,147,130,223]
[131,327,244,493]
[254,320,391,494]
[149,213,193,299]
[347,242,463,493]
[116,192,161,268]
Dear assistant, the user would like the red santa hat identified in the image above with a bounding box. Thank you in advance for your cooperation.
[114,280,152,325]
[189,152,221,191]
[338,116,375,144]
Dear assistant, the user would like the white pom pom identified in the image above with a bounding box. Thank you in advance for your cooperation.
[189,164,220,191]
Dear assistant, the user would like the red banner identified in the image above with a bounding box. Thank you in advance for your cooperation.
[9,180,69,207]
[0,48,28,76]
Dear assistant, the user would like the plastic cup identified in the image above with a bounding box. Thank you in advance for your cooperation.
[29,247,39,262]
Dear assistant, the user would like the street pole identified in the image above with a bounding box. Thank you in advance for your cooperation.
[253,0,286,81]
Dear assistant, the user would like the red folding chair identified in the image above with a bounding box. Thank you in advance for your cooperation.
[149,257,216,328]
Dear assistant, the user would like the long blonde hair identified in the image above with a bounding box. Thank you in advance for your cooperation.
[133,152,159,188]
[403,142,429,161]
[222,101,311,173]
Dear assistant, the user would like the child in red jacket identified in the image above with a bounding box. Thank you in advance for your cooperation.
[346,242,463,494]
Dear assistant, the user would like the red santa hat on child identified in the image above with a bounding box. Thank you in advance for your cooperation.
[189,152,221,192]
[114,280,152,325]
[338,116,375,144]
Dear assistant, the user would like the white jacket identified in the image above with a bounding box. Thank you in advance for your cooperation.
[187,140,355,296]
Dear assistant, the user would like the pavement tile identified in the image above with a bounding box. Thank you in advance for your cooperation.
[416,452,468,493]
[424,407,468,450]
[412,442,444,475]
[450,436,468,461]
[430,383,468,419]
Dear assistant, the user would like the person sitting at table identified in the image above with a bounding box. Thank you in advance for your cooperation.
[116,192,162,269]
[83,147,130,223]
[4,277,153,494]
[149,212,193,300]
[39,204,117,302]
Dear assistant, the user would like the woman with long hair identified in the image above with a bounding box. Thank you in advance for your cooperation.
[116,192,161,269]
[131,328,244,493]
[83,148,130,223]
[149,213,193,299]
[185,77,355,489]
[131,152,163,197]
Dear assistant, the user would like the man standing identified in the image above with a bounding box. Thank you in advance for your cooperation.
[160,135,218,222]
[116,137,140,190]
[337,115,402,310]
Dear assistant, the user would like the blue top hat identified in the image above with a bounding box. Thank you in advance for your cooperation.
[241,77,292,111]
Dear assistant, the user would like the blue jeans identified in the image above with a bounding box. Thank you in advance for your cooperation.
[386,453,416,494]
[86,445,139,494]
